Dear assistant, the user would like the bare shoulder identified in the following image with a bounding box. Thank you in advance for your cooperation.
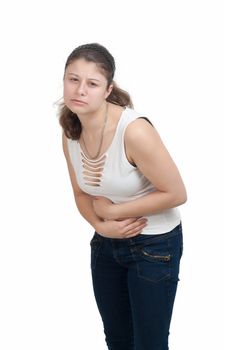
[124,117,187,201]
[125,117,161,145]
[124,116,164,167]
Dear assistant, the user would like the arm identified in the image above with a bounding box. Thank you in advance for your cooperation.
[62,132,147,237]
[93,118,187,220]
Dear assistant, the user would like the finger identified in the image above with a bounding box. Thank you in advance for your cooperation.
[123,221,147,237]
[118,217,147,235]
[121,217,143,225]
[128,218,147,231]
[124,229,143,238]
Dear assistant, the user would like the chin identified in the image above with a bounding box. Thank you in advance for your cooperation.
[68,104,87,114]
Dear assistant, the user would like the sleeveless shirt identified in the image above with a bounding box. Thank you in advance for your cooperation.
[67,106,181,234]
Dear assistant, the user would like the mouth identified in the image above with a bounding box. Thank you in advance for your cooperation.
[71,99,87,105]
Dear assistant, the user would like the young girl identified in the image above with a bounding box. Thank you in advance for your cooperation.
[59,43,187,350]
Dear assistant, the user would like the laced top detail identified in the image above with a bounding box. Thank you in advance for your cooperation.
[80,151,107,187]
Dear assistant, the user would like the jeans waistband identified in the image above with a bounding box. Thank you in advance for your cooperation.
[95,221,182,246]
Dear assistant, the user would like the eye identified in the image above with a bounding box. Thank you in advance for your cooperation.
[70,77,78,82]
[89,82,97,87]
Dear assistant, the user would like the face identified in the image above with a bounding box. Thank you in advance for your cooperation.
[63,58,113,114]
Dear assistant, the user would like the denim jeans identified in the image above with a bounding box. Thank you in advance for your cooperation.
[90,222,183,350]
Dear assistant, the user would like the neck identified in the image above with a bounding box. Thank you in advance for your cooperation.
[78,101,108,139]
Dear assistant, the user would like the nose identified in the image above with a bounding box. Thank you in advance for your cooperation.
[76,81,87,96]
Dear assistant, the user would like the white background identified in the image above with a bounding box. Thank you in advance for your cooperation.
[0,0,227,349]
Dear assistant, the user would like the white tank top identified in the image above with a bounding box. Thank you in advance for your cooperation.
[67,106,181,234]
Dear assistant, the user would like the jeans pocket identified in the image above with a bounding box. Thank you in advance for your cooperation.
[134,238,171,283]
[90,232,102,270]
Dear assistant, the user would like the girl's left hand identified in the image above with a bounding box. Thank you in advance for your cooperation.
[92,196,114,220]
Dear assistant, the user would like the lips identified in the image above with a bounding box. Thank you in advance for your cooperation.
[71,99,87,104]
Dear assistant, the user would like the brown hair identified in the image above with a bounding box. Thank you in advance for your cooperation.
[58,43,133,140]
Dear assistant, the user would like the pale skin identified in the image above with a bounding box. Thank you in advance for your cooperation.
[62,58,187,239]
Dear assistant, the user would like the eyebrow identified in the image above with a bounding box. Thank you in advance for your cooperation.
[67,73,100,82]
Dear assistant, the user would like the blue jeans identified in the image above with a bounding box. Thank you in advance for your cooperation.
[90,222,183,350]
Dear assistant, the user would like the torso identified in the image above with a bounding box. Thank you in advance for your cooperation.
[78,103,135,165]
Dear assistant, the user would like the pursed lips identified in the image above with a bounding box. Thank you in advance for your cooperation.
[71,99,87,104]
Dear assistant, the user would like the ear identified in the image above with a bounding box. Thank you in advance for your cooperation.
[105,83,113,99]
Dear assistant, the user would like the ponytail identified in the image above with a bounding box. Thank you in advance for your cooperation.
[107,81,133,109]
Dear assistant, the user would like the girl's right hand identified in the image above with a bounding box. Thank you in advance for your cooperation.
[94,217,148,239]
